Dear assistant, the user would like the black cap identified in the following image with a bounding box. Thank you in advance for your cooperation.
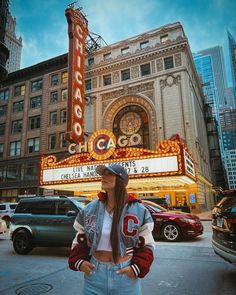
[96,164,129,185]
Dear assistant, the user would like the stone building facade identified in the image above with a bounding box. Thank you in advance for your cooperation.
[0,22,214,211]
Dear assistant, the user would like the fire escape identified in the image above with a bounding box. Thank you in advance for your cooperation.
[203,90,226,190]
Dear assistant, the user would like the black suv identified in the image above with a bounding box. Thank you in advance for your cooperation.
[10,196,85,255]
[212,190,236,266]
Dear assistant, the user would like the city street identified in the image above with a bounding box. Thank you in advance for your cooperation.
[0,221,235,295]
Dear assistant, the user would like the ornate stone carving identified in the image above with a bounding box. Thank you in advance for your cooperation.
[156,58,163,72]
[85,95,97,106]
[92,77,97,88]
[174,53,182,67]
[101,82,155,100]
[131,66,139,79]
[112,71,120,83]
[102,100,112,111]
[99,76,102,87]
[142,91,155,103]
[160,75,181,89]
[151,60,155,73]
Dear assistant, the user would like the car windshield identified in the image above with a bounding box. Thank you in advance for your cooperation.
[142,200,167,212]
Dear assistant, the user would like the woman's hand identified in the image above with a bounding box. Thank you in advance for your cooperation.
[80,261,95,276]
[116,266,136,279]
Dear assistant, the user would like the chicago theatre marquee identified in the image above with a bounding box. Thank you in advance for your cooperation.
[40,7,214,212]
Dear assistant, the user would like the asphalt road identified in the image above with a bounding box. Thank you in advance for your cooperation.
[0,221,235,295]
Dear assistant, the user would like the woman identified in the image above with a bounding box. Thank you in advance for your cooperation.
[68,164,155,295]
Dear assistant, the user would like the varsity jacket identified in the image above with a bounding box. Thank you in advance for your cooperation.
[68,192,155,278]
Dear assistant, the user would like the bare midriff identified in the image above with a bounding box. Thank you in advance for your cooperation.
[93,250,130,263]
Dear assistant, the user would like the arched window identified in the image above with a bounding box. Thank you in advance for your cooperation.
[113,105,149,149]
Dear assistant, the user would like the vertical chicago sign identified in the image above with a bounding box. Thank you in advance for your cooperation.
[65,7,88,143]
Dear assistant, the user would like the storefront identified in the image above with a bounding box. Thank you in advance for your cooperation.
[39,129,202,212]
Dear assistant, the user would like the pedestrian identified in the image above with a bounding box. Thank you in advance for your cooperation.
[68,164,155,295]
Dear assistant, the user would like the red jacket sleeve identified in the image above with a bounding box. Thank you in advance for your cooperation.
[68,213,91,271]
[130,208,155,278]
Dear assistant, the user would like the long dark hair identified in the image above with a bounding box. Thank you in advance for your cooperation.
[110,176,127,262]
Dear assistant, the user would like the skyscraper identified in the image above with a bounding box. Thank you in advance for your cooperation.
[0,0,10,81]
[228,30,236,89]
[197,46,227,109]
[4,12,22,73]
[193,51,226,190]
[220,109,236,189]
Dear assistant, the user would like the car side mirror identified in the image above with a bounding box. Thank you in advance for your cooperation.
[67,210,77,217]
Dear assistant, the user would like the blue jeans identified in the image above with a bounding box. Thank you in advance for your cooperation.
[82,256,142,295]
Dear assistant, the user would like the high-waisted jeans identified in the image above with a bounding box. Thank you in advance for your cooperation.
[82,256,142,295]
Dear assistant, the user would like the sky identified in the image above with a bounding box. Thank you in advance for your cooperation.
[10,0,236,86]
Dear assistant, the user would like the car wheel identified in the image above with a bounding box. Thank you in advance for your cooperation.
[13,230,33,254]
[161,222,181,242]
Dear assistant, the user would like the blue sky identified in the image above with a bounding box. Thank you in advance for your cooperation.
[10,0,236,86]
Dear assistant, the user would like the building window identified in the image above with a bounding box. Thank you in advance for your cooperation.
[30,96,41,108]
[51,74,59,86]
[61,72,68,84]
[50,112,57,126]
[140,63,151,76]
[164,56,174,69]
[29,116,40,130]
[49,134,56,150]
[140,41,149,49]
[31,79,43,92]
[85,79,92,91]
[61,89,67,101]
[60,109,67,123]
[103,74,112,86]
[0,123,5,136]
[27,138,40,153]
[0,105,7,117]
[13,100,24,112]
[0,143,3,157]
[11,120,23,134]
[14,84,25,96]
[0,89,9,101]
[121,47,129,55]
[160,34,168,44]
[121,69,130,81]
[50,91,58,103]
[88,57,94,66]
[23,163,38,181]
[6,165,19,181]
[10,141,21,156]
[104,53,111,61]
[60,133,67,148]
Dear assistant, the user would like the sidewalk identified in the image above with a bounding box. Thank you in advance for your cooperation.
[195,210,212,221]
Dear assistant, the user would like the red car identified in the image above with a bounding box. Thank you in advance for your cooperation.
[142,200,203,242]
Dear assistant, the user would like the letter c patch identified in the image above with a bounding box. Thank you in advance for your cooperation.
[122,214,139,237]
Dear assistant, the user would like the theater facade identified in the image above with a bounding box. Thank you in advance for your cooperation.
[39,8,214,213]
[0,8,215,212]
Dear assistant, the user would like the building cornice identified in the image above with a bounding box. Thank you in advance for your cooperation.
[1,53,68,86]
[86,38,188,75]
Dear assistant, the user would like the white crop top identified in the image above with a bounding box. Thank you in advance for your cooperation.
[97,209,113,251]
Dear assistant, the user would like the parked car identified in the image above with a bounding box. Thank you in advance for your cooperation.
[0,218,7,235]
[212,190,236,266]
[10,196,85,254]
[140,196,169,209]
[0,202,18,226]
[142,200,203,241]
